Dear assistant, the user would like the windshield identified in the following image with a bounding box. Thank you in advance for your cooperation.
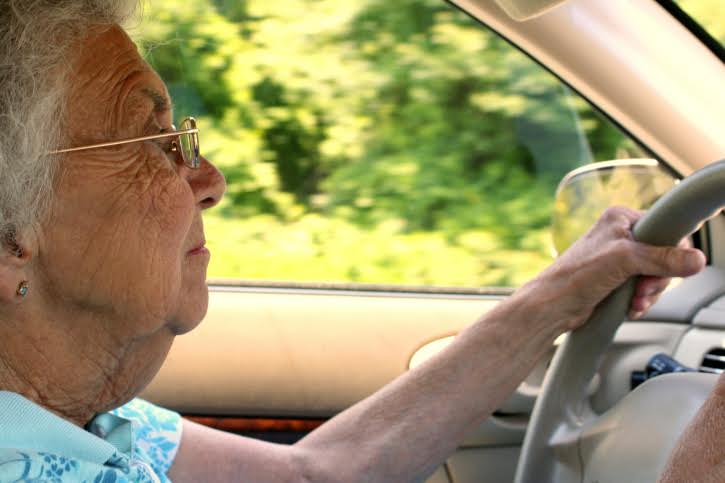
[675,0,725,46]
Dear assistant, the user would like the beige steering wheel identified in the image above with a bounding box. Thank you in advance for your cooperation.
[514,159,725,483]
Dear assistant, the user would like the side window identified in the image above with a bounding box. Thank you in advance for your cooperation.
[138,0,651,288]
[675,1,725,45]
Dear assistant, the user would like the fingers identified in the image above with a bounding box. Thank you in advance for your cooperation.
[600,206,641,225]
[635,275,670,297]
[596,207,705,319]
[597,207,695,253]
[596,206,640,240]
[596,207,704,279]
[629,275,672,319]
[547,206,706,329]
[627,244,705,319]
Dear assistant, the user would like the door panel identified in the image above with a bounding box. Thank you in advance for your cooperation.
[446,447,520,483]
[143,288,501,416]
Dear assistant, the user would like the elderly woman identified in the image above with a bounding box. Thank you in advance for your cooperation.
[0,1,721,482]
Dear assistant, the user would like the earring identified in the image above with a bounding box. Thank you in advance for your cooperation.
[16,281,29,298]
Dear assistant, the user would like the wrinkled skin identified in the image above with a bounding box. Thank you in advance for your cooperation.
[0,25,225,424]
[658,373,725,483]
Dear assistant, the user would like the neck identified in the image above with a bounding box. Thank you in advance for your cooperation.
[0,309,174,427]
[0,342,108,426]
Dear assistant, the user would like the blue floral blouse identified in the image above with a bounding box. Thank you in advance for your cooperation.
[0,391,182,482]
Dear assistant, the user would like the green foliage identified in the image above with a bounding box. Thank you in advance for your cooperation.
[137,0,642,287]
[203,212,551,287]
[677,0,725,44]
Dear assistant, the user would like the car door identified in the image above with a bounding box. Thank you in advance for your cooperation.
[137,0,725,482]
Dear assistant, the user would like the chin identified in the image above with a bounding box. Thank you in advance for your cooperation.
[167,286,209,335]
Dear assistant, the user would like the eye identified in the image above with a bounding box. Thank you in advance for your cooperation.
[152,129,177,163]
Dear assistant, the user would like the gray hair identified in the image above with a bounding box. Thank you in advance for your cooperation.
[0,0,138,244]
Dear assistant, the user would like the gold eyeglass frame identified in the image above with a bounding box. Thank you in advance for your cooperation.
[49,117,200,169]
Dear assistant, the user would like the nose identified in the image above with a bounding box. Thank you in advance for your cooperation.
[184,155,226,209]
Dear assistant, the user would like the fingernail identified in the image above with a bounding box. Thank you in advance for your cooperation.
[629,310,643,320]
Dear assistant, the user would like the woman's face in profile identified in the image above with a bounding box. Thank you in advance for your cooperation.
[36,25,225,342]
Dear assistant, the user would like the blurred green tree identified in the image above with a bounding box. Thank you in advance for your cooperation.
[136,0,644,286]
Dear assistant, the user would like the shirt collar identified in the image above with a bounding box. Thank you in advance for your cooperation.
[0,391,132,465]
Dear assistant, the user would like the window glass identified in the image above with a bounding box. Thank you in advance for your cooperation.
[138,0,650,288]
[675,0,725,46]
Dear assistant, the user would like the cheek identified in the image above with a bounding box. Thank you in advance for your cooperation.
[116,164,197,307]
[142,167,195,252]
[40,155,196,322]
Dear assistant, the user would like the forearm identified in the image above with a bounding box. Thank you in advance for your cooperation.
[294,281,564,482]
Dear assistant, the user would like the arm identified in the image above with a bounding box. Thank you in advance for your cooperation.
[659,373,725,483]
[167,207,704,483]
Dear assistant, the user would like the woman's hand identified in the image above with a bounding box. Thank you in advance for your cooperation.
[519,206,706,333]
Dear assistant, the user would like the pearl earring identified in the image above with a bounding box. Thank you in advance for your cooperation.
[16,281,29,298]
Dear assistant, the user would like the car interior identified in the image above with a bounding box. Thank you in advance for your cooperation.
[138,0,725,481]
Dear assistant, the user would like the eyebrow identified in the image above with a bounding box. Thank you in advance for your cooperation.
[143,87,172,113]
[141,88,174,135]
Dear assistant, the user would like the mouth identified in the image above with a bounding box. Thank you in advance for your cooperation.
[187,241,208,256]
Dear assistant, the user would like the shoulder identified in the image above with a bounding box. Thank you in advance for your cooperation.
[112,398,182,436]
[0,449,137,482]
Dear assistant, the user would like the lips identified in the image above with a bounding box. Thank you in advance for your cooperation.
[187,241,208,255]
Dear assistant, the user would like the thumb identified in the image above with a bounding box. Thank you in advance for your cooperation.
[635,244,706,277]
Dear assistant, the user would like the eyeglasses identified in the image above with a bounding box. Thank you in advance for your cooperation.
[49,117,200,169]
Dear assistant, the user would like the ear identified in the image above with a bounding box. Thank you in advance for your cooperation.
[0,230,34,304]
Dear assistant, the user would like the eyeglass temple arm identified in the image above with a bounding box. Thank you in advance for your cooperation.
[48,127,199,155]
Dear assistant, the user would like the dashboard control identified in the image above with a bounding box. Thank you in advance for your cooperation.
[631,353,695,389]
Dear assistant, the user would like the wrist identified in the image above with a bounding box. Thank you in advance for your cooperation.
[482,278,568,348]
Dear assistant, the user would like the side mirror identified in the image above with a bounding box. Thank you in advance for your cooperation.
[493,0,570,21]
[552,159,678,255]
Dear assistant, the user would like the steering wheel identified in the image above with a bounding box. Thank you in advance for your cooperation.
[514,159,725,483]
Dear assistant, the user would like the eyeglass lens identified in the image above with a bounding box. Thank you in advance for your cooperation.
[178,118,200,168]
